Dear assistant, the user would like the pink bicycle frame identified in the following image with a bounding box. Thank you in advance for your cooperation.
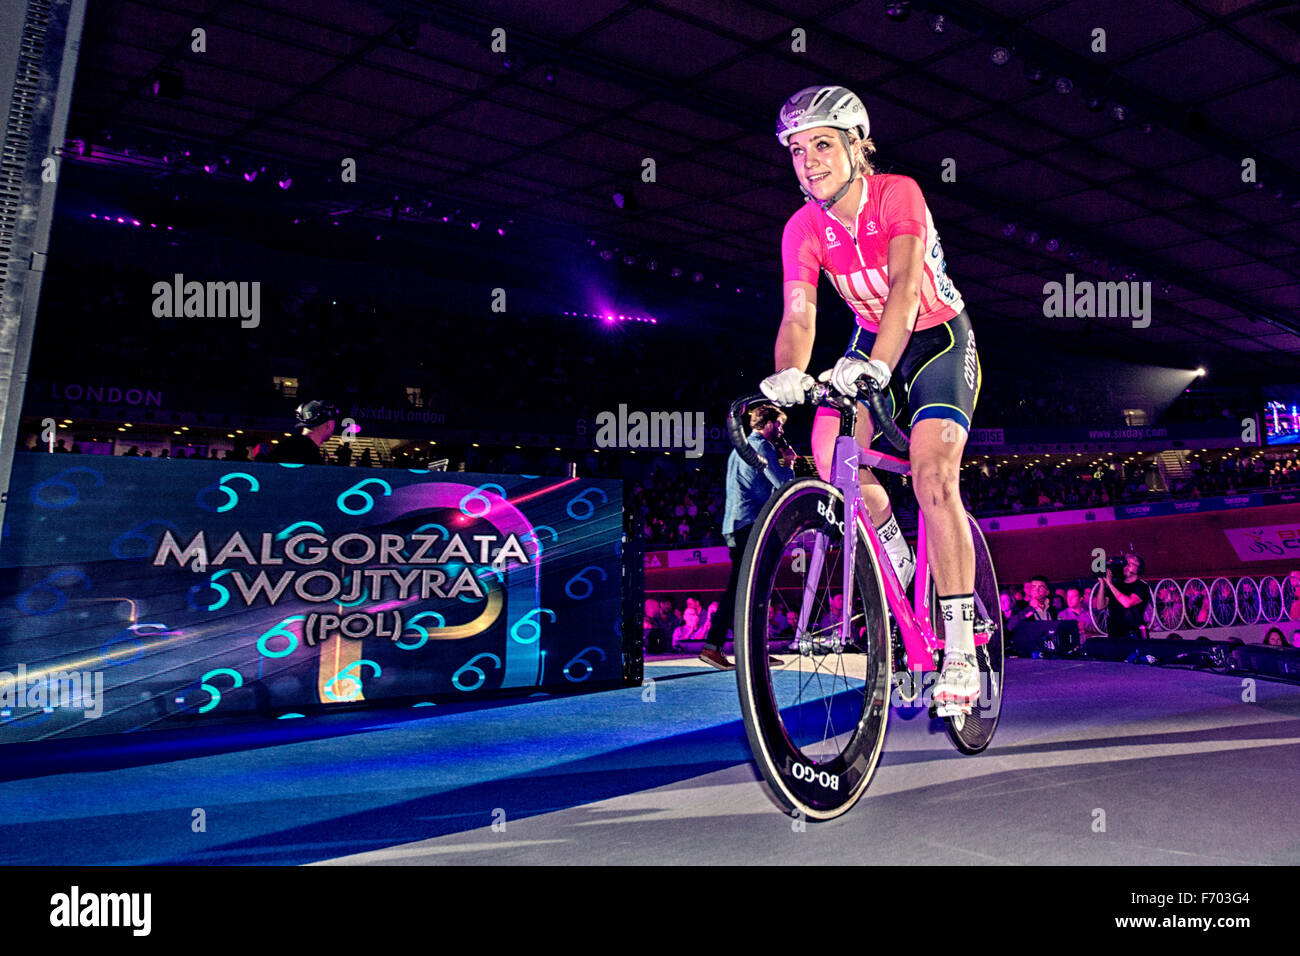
[826,434,988,672]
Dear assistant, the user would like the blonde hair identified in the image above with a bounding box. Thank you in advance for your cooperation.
[849,133,878,177]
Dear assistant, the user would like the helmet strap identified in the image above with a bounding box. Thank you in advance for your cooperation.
[812,129,859,211]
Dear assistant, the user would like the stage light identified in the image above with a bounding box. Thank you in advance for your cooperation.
[278,176,292,190]
[990,44,1011,65]
[1111,103,1129,121]
[692,272,704,283]
[1083,88,1104,111]
[151,69,183,99]
[1196,367,1206,377]
[885,1,910,21]
[470,220,481,230]
[1024,230,1038,245]
[670,267,683,277]
[1044,238,1060,252]
[927,13,947,33]
[1054,76,1073,95]
[1140,121,1154,134]
[622,255,636,266]
[1025,62,1047,85]
[600,249,614,261]
[1001,222,1016,237]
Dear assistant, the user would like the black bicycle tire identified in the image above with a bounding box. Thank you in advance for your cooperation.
[942,512,1005,754]
[734,477,891,820]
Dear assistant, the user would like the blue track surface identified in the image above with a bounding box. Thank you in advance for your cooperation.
[0,664,756,865]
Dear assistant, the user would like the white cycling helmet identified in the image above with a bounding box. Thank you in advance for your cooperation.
[776,85,870,147]
[776,85,871,209]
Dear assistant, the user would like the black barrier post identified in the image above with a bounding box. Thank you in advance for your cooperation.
[621,487,644,686]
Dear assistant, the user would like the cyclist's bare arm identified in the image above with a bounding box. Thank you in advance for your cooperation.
[775,279,817,372]
[869,234,923,371]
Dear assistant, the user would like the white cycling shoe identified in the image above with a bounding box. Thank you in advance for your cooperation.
[933,651,979,717]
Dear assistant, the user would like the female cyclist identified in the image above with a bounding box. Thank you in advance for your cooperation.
[759,85,982,715]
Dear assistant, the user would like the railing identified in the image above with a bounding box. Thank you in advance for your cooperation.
[1089,574,1300,634]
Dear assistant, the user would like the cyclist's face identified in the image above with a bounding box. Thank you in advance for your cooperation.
[788,127,852,200]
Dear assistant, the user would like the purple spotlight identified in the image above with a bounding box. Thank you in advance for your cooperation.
[115,216,125,223]
[278,176,292,190]
[604,315,614,324]
[131,219,141,226]
[149,223,157,228]
[89,213,96,218]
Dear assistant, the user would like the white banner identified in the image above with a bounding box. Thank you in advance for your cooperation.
[1223,524,1300,562]
[644,546,730,570]
[979,507,1115,532]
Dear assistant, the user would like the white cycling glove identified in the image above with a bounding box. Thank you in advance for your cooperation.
[820,356,890,398]
[760,367,814,406]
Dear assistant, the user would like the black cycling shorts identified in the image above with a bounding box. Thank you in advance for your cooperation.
[846,309,981,432]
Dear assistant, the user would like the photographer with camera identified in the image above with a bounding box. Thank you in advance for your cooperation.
[698,403,796,670]
[1092,552,1151,638]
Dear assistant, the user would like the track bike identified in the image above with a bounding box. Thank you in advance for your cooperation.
[727,376,1004,820]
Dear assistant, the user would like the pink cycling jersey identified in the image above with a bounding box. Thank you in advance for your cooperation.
[781,173,964,333]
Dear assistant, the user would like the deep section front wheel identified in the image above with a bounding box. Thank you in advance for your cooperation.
[942,511,1004,754]
[734,478,891,820]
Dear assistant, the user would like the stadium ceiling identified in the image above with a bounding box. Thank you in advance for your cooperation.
[63,0,1300,377]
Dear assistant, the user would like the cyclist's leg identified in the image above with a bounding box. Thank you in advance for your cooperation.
[910,418,973,598]
[810,404,889,524]
[898,312,978,597]
[899,311,980,710]
[813,325,892,523]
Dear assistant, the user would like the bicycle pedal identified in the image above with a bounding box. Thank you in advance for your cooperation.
[933,701,973,718]
[892,671,920,703]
